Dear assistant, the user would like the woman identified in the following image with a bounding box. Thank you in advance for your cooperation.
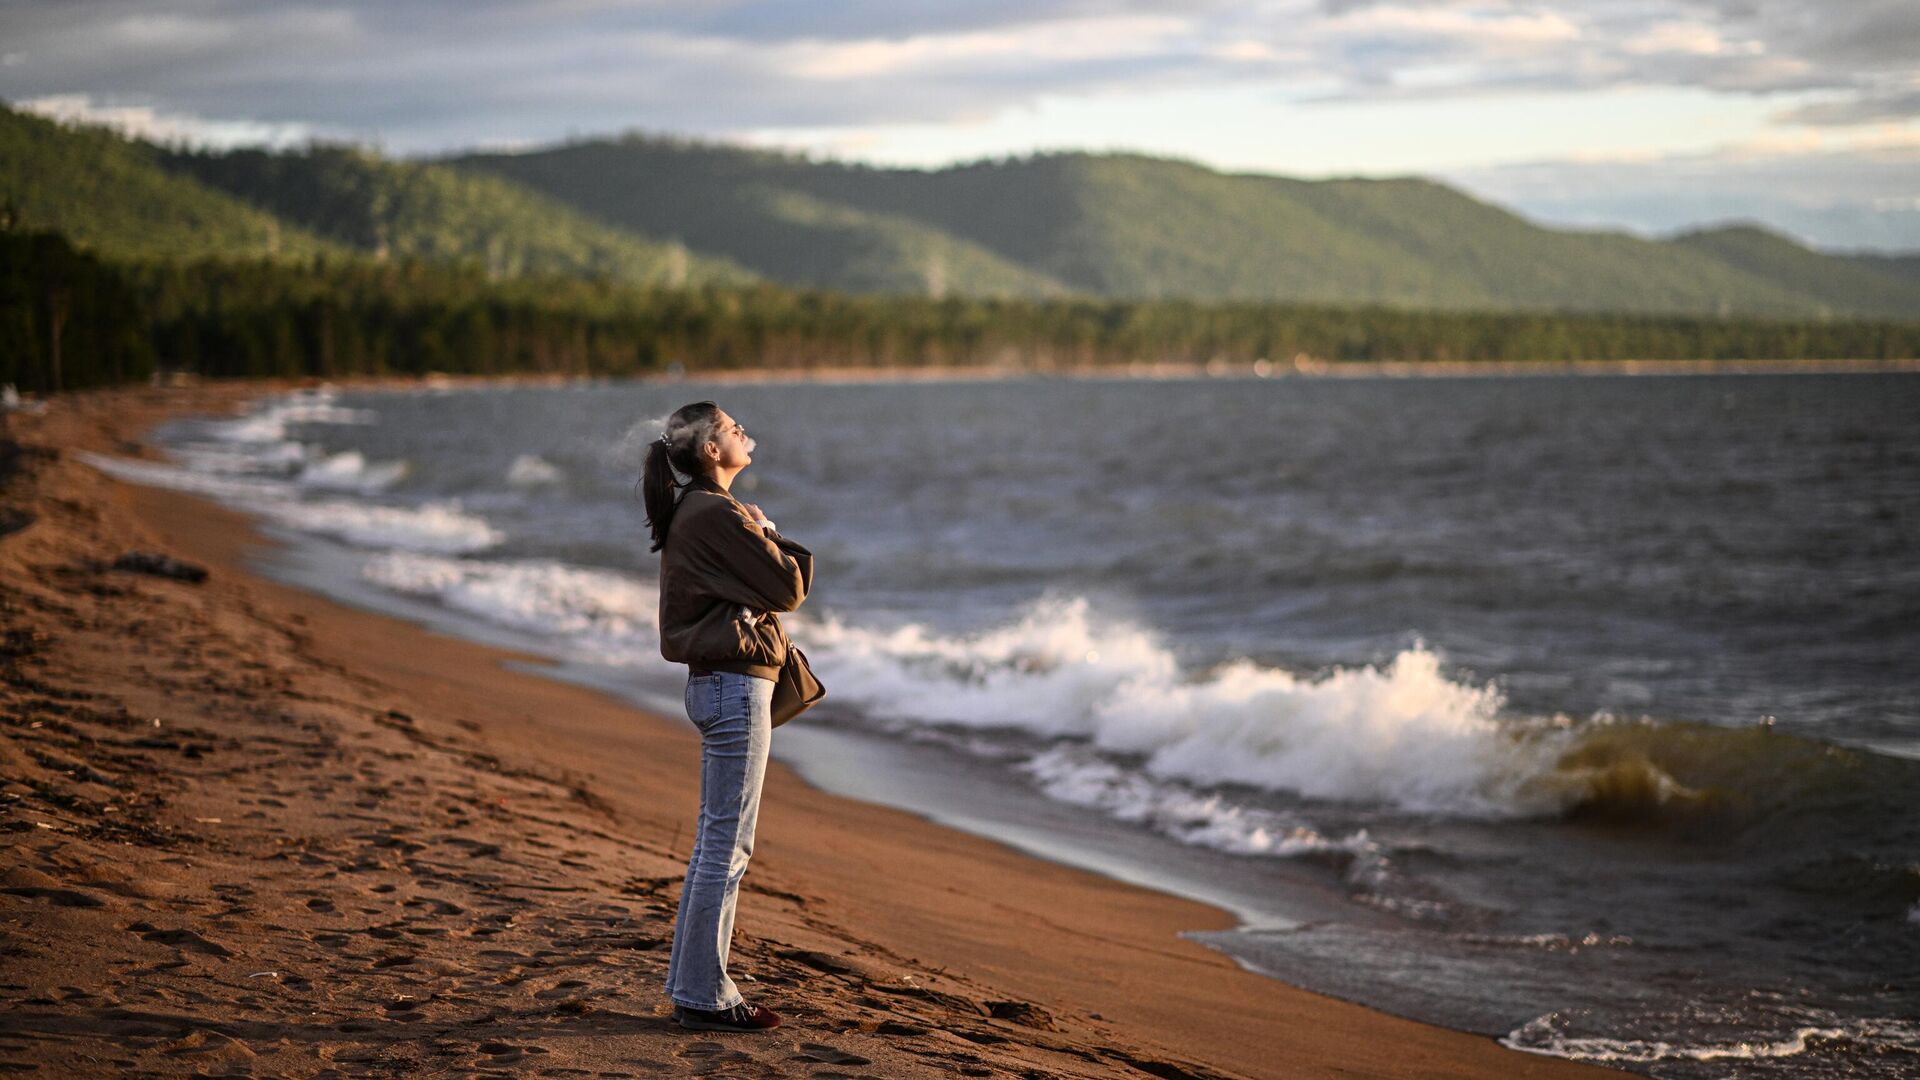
[642,400,813,1033]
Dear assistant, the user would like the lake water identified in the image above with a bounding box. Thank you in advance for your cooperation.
[112,371,1920,1078]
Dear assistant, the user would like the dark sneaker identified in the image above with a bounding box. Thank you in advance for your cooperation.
[674,1000,782,1032]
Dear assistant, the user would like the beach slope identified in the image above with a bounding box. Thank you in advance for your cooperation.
[0,382,1621,1077]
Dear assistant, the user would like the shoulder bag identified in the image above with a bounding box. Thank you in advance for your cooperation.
[771,643,825,728]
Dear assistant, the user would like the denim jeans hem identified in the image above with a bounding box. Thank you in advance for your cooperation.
[670,992,745,1012]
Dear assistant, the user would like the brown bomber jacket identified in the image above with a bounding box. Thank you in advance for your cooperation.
[656,476,814,682]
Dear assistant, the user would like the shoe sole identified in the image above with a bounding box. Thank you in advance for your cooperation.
[675,1016,780,1032]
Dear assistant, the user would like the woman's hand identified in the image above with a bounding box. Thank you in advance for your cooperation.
[739,502,776,530]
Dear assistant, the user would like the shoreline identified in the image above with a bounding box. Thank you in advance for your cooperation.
[109,352,1920,402]
[660,355,1920,383]
[0,380,1625,1077]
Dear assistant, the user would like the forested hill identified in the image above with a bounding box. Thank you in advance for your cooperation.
[0,104,749,288]
[0,102,338,262]
[158,143,754,288]
[5,100,1917,319]
[1671,225,1920,319]
[449,137,1070,299]
[452,137,1920,319]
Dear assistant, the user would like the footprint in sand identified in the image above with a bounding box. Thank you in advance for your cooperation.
[675,1041,759,1073]
[532,979,590,1001]
[0,886,105,908]
[125,923,233,957]
[794,1043,872,1066]
[156,1030,254,1063]
[475,1041,549,1065]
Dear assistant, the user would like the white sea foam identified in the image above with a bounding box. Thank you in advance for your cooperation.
[75,451,290,501]
[156,387,387,488]
[205,387,375,444]
[1022,745,1382,864]
[344,563,1583,820]
[506,454,564,488]
[297,450,408,493]
[802,595,1576,818]
[262,500,499,554]
[1502,1013,1920,1064]
[1456,931,1634,950]
[801,595,1178,737]
[1087,650,1573,818]
[168,440,309,476]
[361,552,659,663]
[82,447,483,555]
[167,432,405,494]
[340,551,1463,861]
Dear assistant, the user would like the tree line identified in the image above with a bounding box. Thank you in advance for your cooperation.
[5,228,1918,395]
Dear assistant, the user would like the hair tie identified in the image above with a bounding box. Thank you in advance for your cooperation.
[658,433,687,487]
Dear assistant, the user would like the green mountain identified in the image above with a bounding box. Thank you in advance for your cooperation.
[1671,224,1920,319]
[454,138,1920,318]
[1842,251,1920,284]
[806,153,1824,313]
[7,97,1915,320]
[449,138,1069,298]
[160,143,754,288]
[0,102,337,262]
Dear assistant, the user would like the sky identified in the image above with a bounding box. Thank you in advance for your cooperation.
[4,0,1918,251]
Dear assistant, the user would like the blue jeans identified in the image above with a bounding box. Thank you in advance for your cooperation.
[663,670,774,1011]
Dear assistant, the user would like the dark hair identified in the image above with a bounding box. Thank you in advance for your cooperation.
[642,400,721,552]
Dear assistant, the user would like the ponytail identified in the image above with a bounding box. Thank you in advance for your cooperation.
[642,440,680,552]
[641,400,720,552]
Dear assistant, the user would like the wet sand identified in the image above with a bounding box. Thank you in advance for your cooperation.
[0,380,1624,1077]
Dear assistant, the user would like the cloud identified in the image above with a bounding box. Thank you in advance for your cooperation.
[3,0,1916,152]
[1780,87,1920,126]
[1445,135,1920,251]
[0,3,1243,147]
[18,93,318,148]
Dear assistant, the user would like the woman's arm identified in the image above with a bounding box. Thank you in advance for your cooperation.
[693,503,813,613]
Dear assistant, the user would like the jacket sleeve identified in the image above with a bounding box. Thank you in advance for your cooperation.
[695,504,813,613]
[767,530,814,598]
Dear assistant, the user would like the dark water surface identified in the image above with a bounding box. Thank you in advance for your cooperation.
[126,371,1919,1077]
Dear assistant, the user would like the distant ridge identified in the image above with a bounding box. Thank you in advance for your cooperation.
[449,136,1070,298]
[1670,224,1919,319]
[160,143,754,288]
[5,100,1916,319]
[1,102,750,288]
[0,103,337,262]
[1840,250,1920,284]
[451,137,1919,319]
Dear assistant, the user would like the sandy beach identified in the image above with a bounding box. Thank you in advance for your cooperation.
[0,380,1626,1078]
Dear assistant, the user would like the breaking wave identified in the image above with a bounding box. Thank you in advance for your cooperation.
[296,450,408,493]
[802,596,1583,819]
[262,499,497,553]
[360,552,658,663]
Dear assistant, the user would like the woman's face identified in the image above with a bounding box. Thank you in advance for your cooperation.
[703,409,754,471]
